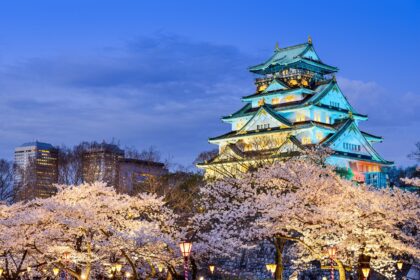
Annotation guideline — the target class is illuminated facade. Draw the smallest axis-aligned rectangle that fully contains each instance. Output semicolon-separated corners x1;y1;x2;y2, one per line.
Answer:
198;38;392;187
14;141;58;200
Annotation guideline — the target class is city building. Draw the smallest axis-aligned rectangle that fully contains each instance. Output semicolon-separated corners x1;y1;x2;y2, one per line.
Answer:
82;143;124;187
82;143;167;193
118;158;167;194
14;141;58;200
198;37;392;187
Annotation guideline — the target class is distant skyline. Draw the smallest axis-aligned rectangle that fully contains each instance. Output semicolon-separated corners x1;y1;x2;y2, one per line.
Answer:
0;0;419;168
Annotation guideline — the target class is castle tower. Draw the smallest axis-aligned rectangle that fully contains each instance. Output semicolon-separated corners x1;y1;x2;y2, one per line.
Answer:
198;39;392;187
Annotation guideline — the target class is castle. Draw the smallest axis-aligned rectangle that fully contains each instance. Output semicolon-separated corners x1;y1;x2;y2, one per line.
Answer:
198;37;392;187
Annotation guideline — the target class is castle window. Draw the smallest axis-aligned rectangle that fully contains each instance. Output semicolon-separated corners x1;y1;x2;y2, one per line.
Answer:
330;101;340;108
296;113;305;122
314;112;321;122
343;142;361;152
257;124;270;130
316;132;323;141
326;115;330;124
302;136;311;145
271;97;280;105
284;95;296;102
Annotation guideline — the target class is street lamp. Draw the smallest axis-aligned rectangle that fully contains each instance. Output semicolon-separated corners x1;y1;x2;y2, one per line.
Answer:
157;263;164;273
115;264;123;273
209;265;215;274
53;267;60;277
266;264;276;276
125;271;131;279
62;251;71;262
397;260;403;271
0;268;3;277
179;241;192;280
362;267;370;279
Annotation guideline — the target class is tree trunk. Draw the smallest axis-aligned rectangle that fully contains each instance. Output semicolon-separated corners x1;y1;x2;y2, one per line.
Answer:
122;250;139;280
274;237;286;280
335;259;346;280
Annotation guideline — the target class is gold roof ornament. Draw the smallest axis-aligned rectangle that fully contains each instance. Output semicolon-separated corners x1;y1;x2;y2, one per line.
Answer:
275;42;280;51
348;111;354;119
308;35;312;44
332;74;337;82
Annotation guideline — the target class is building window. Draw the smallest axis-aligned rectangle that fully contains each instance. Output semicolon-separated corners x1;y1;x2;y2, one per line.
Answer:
271;97;280;105
314;112;321;122
296;113;305;122
257;124;270;130
316;132;323;141
343;142;361;152
330;101;340;108
326;115;330;124
284;95;296;102
302;136;311;145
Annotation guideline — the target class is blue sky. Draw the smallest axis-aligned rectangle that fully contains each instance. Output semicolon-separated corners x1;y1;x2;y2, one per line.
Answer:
0;0;419;168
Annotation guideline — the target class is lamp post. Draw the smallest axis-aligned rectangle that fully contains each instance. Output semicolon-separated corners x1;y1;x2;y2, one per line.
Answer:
0;268;3;278
209;264;215;280
397;260;403;271
209;265;215;274
157;263;164;273
361;267;370;280
266;264;276;278
179;241;192;280
327;247;337;280
53;267;60;278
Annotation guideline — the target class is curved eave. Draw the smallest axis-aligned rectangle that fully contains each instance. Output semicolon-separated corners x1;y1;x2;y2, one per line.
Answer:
242;87;313;101
331;151;393;166
209;121;335;144
361;131;383;143
249;59;338;75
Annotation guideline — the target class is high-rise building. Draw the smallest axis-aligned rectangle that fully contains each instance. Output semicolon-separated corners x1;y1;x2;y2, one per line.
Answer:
82;143;124;187
198;38;392;187
14;141;58;200
82;143;167;193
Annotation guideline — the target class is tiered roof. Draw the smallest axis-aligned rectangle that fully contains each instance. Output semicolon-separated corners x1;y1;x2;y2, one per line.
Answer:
249;42;338;75
201;39;393;171
222;80;367;122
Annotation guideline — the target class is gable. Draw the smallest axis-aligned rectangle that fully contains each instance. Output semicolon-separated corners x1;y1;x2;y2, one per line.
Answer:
213;144;243;163
239;108;290;132
263;79;288;93
327;123;383;162
275;136;303;154
318;84;354;111
301;46;320;61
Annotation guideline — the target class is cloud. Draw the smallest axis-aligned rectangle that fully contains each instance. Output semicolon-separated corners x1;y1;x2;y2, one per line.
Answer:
338;76;420;165
0;33;255;167
338;77;420;126
0;34;418;167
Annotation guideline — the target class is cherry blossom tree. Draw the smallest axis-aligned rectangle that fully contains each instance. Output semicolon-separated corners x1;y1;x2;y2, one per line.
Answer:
192;151;420;280
402;166;420;187
0;182;181;280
